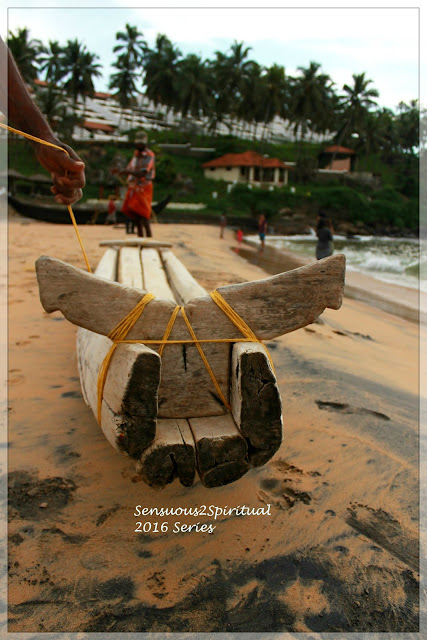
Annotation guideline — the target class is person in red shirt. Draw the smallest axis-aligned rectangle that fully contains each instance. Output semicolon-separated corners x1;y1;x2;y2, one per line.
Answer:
120;132;155;237
105;194;117;225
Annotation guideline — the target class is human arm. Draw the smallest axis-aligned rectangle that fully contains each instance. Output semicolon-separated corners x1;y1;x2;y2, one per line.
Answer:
0;37;85;205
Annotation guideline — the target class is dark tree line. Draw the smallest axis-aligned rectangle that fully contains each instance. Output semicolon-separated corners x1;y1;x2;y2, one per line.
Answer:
7;25;421;161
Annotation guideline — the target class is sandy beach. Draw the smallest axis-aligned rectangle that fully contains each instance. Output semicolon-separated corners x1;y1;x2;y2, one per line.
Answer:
6;211;422;633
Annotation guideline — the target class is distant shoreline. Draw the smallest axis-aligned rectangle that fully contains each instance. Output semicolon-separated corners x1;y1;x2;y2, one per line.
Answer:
242;238;424;325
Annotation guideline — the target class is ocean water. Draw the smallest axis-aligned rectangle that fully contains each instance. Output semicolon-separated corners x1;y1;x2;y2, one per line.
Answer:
249;232;426;293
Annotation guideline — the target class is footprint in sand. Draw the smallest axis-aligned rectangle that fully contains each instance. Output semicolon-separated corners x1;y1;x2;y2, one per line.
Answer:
257;460;322;511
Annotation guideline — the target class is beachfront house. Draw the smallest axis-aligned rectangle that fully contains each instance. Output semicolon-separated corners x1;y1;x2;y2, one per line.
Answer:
202;150;293;186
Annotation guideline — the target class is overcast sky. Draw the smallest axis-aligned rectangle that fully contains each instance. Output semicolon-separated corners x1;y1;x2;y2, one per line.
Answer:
3;1;423;112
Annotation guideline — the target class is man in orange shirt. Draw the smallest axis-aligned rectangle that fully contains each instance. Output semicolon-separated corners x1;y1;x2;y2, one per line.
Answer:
120;132;155;237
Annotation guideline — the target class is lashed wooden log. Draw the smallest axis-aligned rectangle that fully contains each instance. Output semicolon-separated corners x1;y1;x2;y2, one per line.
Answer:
76;248;160;459
188;415;250;488
36;254;345;420
161;249;206;305
140;248;176;302
118;246;144;289
136;419;196;488
160;249;283;466
231;342;282;466
99;239;173;248
157;249;249;486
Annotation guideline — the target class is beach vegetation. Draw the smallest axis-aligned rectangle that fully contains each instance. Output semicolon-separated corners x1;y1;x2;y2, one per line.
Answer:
7;25;420;233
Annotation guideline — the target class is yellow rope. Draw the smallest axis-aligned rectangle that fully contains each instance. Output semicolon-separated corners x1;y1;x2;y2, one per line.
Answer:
97;292;155;422
180;306;231;410
158;305;180;357
210;289;276;373
0;122;92;273
96;289;276;420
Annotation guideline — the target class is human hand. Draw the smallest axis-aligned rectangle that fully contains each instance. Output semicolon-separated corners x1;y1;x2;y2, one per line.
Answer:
35;139;85;205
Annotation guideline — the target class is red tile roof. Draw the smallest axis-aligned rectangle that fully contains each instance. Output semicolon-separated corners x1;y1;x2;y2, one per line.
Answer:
94;91;113;99
323;145;355;154
202;150;291;169
83;121;114;133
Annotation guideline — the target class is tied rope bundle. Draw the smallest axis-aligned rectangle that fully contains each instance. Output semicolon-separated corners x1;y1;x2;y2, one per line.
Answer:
4;122;275;424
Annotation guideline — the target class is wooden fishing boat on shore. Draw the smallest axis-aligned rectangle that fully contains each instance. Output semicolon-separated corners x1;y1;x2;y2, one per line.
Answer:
35;240;346;488
9;193;173;225
9;194;113;224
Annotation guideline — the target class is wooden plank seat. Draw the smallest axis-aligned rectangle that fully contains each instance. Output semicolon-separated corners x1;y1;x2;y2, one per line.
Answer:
35;241;346;488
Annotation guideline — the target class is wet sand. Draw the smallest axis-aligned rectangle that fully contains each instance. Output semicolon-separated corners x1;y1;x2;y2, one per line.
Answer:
6;213;421;633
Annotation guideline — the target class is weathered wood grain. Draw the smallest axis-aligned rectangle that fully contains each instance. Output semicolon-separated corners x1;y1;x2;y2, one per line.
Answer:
140;248;176;302
163;255;283;464
76;247;160;458
136;419;196;488
36;253;345;418
118;246;144;290
189;415;250;487
99;239;173;248
231;342;282;466
161;248;207;305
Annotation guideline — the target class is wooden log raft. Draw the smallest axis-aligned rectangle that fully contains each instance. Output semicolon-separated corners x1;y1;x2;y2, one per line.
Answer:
35;241;345;488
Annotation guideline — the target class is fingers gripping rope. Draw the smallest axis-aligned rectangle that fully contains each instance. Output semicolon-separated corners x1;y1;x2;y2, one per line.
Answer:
0;122;92;273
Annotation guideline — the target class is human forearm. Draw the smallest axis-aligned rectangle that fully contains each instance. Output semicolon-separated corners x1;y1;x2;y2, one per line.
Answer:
1;37;85;205
5;44;55;144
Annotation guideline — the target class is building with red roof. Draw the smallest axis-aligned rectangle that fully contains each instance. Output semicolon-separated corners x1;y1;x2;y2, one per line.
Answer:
319;145;356;172
202;150;293;186
83;121;115;134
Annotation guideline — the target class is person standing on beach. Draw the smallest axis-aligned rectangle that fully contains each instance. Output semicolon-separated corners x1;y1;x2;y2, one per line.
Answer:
105;194;117;225
219;213;227;238
0;37;85;205
119;132;155;238
315;216;334;260
258;213;268;250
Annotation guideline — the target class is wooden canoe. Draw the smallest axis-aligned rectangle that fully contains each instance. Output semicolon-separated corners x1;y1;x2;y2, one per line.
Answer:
35;242;346;488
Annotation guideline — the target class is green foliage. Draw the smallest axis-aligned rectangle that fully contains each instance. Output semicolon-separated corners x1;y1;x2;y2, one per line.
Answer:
227;183;288;219
155;154;177;184
293;156;317;184
371;185;404;203
310;185;369;220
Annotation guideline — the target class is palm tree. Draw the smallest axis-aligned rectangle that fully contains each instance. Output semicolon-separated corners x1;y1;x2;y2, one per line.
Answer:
39;40;65;85
237;60;266;138
109;56;140;126
61;39;102;108
34;85;65;129
289;61;335;151
395;100;419;155
259;64;289;140
143;34;182;113
334;72;379;146
174;54;210;120
211;41;254;132
7;27;43;83
110;25;145;130
113;23;146;68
